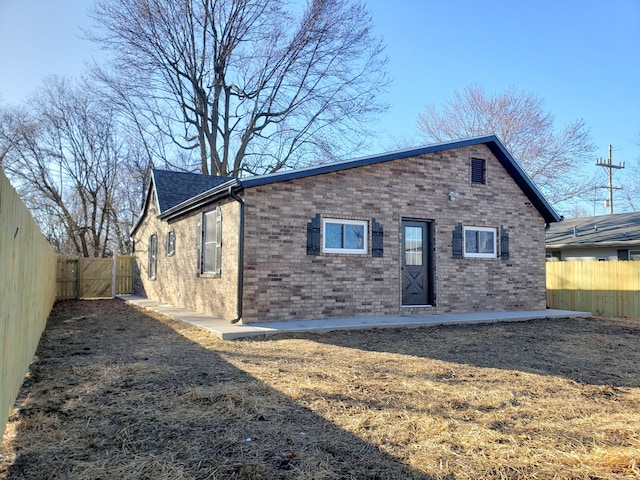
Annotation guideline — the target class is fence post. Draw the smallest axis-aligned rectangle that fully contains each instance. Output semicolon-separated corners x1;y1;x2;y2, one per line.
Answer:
112;253;117;298
77;256;83;299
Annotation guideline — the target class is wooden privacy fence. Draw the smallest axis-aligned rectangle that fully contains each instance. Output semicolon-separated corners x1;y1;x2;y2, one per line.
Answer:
57;255;135;300
1;167;58;437
546;261;640;317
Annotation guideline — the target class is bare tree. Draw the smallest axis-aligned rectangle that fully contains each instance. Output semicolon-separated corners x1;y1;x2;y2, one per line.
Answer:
0;77;139;257
88;0;388;177
618;134;640;212
417;84;597;210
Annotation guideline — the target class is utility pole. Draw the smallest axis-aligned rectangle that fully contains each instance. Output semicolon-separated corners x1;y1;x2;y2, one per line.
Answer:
595;145;624;215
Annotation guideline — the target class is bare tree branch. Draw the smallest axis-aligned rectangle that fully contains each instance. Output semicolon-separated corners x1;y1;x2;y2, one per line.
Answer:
417;84;597;212
0;77;140;256
88;0;389;177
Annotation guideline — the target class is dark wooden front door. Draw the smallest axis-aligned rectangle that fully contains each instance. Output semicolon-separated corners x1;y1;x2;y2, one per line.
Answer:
401;220;433;306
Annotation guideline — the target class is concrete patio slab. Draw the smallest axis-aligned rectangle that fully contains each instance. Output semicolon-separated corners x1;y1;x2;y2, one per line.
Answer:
118;295;592;341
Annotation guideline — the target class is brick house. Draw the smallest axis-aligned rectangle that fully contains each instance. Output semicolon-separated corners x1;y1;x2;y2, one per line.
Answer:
546;212;640;261
131;135;560;324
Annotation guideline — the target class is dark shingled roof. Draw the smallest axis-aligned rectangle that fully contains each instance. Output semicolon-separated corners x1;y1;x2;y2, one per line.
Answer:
152;169;233;213
546;212;640;248
131;136;560;233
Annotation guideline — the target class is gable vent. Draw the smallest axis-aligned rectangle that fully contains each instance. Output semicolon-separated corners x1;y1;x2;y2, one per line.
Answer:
471;158;486;185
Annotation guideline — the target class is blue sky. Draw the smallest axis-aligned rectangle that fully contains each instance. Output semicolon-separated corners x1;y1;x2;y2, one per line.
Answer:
1;0;638;213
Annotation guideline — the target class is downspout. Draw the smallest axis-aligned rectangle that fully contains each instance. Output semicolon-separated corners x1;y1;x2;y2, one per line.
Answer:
545;215;564;231
229;186;244;324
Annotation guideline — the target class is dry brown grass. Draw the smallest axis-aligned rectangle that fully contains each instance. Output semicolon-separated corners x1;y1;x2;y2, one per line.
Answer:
1;300;639;479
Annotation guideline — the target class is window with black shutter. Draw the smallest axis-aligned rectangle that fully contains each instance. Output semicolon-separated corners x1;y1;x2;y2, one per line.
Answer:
454;223;501;259
618;249;629;261
166;230;176;256
471;158;486;185
464;226;497;258
200;207;222;276
308;214;374;256
323;218;368;254
148;234;158;279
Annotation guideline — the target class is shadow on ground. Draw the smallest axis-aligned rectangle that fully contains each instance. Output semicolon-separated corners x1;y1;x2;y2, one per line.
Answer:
1;300;429;480
294;316;640;388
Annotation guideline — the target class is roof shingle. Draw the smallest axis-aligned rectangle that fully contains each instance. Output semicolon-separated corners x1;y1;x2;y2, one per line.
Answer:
152;169;233;213
546;212;640;247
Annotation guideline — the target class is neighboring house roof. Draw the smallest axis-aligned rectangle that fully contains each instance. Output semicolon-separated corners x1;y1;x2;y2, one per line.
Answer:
546;212;640;249
132;135;560;235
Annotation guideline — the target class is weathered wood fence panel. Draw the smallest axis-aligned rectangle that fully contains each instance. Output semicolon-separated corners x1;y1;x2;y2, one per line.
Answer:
79;258;113;299
1;168;58;436
57;257;79;300
546;261;640;317
115;256;135;296
56;255;134;300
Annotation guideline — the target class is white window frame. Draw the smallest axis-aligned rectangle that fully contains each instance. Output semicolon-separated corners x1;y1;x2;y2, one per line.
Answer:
148;234;158;279
201;208;222;276
463;226;497;259
166;230;176;256
322;218;368;255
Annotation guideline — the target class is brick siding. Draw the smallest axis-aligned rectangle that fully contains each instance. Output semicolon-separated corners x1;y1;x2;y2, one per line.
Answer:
240;144;547;322
134;143;548;324
134;196;240;321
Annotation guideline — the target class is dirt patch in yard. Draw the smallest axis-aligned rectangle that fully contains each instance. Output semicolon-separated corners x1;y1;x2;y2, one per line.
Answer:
1;300;639;479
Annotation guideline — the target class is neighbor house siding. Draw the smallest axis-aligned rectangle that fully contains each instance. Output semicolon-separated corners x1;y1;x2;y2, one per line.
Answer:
547;247;640;262
240;144;547;323
134;190;240;320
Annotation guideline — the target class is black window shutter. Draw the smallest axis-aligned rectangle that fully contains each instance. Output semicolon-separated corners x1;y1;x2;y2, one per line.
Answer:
165;231;173;254
196;213;203;276
371;218;383;257
307;214;321;255
617;249;629;261
452;223;463;259
148;234;157;279
215;207;222;275
500;225;509;260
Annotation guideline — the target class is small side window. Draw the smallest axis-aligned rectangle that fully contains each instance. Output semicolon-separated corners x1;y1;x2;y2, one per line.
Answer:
546;250;562;262
322;218;368;255
463;226;496;259
201;207;222;276
148;234;158;279
471;158;486;185
166;230;176;256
